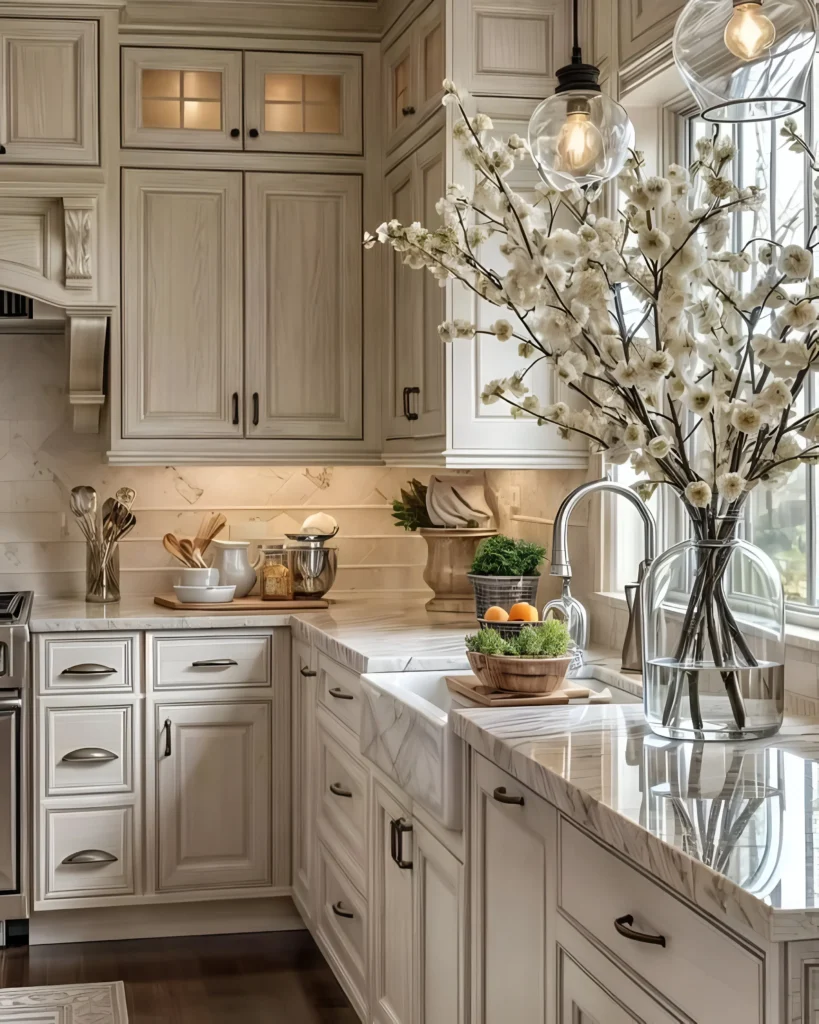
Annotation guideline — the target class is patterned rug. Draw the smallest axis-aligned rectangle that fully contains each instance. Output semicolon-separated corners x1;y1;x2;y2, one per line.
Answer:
0;982;127;1022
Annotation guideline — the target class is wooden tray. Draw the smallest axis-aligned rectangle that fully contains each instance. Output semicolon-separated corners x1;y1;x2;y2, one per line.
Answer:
446;674;612;707
154;594;329;612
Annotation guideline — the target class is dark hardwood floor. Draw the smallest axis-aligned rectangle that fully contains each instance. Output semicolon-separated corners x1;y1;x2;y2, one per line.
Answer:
0;930;358;1023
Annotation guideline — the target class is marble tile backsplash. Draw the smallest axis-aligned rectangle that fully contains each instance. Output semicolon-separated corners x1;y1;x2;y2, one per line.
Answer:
0;331;586;600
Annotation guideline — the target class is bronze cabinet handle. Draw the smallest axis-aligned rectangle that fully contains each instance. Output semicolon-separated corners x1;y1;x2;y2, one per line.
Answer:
164;718;172;757
329;782;353;798
406;386;420;421
61;747;118;764
252;392;260;425
60;663;116;676
232;392;239;425
614;914;666;947
493;785;524;806
328;686;354;701
401;105;416;116
332;901;354;919
191;659;238;668
390;817;413;869
300;667;317;677
62;849;117;865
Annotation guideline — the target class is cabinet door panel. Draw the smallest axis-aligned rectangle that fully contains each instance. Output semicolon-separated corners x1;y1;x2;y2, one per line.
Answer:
244;51;362;155
370;778;413;1024
415;1;445;124
122;47;243;151
292;639;316;923
122;169;244;439
414;130;445;438
413;820;464;1024
0;19;97;164
154;702;271;891
384;154;418;440
245;173;362;439
383;29;415;153
471;755;553;1024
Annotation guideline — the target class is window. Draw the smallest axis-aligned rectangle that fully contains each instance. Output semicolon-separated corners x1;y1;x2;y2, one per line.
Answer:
686;94;817;614
141;69;223;131
263;74;342;134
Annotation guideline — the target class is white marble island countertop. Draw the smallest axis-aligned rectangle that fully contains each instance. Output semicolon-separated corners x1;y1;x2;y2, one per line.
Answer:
30;595;477;674
452;702;819;943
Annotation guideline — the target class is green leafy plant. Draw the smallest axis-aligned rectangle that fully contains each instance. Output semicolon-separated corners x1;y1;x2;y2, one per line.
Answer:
469;535;546;577
391;479;434;532
465;628;510;655
466;620;571;659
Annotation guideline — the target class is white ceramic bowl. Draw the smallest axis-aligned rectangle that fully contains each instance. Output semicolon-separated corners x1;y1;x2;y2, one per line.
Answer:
177;568;219;587
173;584;236;604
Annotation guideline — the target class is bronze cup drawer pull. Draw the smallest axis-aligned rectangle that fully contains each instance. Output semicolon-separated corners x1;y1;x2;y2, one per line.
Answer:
300;667;317;677
332;901;354;919
62;849;118;865
60;663;116;677
61;747;118;764
329;782;353;798
191;659;238;668
493;785;524;806
614;914;667;947
328;687;354;701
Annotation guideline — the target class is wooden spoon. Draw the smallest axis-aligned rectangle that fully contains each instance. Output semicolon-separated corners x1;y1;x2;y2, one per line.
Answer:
193;512;226;557
163;533;194;567
180;538;207;569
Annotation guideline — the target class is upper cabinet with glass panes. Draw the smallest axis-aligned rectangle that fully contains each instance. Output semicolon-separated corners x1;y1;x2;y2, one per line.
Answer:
243;53;362;155
383;0;444;153
122;48;361;154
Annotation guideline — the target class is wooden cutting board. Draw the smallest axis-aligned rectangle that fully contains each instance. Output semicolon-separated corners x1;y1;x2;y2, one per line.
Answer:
154;594;329;612
446;674;612;707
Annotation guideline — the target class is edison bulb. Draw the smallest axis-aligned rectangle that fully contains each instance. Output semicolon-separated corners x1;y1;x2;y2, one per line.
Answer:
555;107;604;176
724;2;776;60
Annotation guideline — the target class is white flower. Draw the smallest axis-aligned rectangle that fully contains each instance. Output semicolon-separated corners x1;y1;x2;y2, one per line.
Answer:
685;481;713;508
776;434;803;463
714;135;737;160
624;423;646;450
542;402;570;425
643;176;672;208
779;244;812;281
782;298;818;329
473;113;493;132
648;436;673;459
637;227;670;260
438;321;456;343
481;379;504;404
717;472;746;502
758;380;792;411
556;350;586;385
503;372;528;398
682;386;714;415
645;351;674;378
730;402;762;435
491;319;514;341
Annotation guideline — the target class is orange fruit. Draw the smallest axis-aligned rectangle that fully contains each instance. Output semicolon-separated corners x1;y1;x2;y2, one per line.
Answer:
483;605;510;622
508;602;538;622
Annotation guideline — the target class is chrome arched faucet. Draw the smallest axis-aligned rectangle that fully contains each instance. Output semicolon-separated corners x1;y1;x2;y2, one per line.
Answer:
548;479;657;672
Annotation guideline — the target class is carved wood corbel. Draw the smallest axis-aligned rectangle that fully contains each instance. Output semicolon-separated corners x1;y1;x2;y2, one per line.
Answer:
66;307;109;433
63;197;95;291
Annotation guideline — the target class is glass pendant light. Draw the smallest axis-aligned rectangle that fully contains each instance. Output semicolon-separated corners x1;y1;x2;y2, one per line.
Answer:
674;0;817;122
528;0;634;191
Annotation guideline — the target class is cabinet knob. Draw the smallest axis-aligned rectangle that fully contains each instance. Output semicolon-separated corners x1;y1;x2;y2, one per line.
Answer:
401;105;416;116
230;128;241;138
249;128;260;138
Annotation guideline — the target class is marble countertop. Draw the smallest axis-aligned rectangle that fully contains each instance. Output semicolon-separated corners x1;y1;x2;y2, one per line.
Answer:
30;595;477;674
452;702;819;943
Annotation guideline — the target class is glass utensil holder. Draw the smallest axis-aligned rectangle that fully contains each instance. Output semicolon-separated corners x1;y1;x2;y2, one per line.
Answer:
86;544;120;604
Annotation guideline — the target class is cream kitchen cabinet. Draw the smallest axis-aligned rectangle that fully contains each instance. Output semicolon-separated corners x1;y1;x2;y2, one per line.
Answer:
122;48;244;151
470;754;553;1024
383;0;444;154
121;168;364;446
618;0;684;73
383;129;445;444
292;638;318;925
152;700;273;892
245;172;363;440
370;775;465;1024
122;168;244;440
0;19;98;164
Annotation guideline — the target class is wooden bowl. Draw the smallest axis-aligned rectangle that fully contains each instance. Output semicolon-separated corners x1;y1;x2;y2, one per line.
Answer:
467;651;572;693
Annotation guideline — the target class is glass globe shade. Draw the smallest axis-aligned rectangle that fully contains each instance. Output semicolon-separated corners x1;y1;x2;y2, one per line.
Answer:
528;89;635;191
674;0;817;121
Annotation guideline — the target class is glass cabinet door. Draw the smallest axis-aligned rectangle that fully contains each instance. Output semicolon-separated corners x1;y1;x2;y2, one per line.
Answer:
244;52;362;154
122;48;243;150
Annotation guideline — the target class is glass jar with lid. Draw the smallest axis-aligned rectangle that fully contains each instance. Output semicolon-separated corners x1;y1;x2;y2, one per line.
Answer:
260;545;293;601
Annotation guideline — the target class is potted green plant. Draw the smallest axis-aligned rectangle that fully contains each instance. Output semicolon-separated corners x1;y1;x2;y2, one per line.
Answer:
465;620;573;692
392;478;495;613
467;535;546;619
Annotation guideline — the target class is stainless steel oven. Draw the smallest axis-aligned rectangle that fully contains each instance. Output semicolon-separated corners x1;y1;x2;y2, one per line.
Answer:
0;591;32;946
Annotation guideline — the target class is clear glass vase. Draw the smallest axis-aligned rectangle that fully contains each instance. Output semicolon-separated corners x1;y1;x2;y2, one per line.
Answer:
642;533;785;741
86;544;120;604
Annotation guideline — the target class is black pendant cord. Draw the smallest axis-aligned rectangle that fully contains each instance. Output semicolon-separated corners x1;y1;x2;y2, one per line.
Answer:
572;0;582;61
555;0;601;94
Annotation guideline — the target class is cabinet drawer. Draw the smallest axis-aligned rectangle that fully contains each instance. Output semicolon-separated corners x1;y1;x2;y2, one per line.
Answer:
316;709;368;891
317;654;361;736
316;840;368;1019
559;819;764;1023
44;705;133;796
40;636;137;694
152;633;272;689
44;805;135;900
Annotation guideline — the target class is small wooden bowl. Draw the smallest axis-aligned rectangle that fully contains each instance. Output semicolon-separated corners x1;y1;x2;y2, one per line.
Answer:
467;651;573;693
